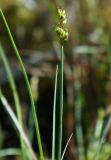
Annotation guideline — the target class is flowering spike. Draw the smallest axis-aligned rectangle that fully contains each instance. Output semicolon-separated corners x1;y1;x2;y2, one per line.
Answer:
55;8;68;43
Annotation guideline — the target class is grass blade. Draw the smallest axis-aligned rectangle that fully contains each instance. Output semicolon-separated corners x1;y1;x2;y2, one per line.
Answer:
0;8;44;160
61;133;73;160
0;148;21;158
52;65;58;160
0;89;36;160
58;45;64;160
0;43;22;125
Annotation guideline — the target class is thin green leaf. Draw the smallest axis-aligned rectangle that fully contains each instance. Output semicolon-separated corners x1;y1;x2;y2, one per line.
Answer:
52;65;58;160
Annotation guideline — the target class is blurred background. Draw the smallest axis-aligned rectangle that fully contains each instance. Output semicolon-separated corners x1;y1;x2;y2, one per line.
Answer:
1;0;111;159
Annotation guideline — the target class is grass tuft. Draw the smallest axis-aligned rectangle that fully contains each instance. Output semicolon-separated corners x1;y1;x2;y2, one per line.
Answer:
0;8;44;160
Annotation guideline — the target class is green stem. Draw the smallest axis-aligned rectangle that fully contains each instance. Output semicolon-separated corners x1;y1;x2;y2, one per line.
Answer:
0;8;44;160
52;65;58;160
58;45;64;160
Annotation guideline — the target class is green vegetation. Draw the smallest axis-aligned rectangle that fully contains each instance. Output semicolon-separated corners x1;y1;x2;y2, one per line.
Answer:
0;1;111;160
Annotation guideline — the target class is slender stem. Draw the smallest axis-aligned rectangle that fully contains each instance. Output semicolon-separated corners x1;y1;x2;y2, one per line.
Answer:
52;65;58;160
0;8;44;160
58;45;64;160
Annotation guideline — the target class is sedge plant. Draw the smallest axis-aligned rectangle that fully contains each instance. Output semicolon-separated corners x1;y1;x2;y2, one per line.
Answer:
0;7;72;160
55;8;68;160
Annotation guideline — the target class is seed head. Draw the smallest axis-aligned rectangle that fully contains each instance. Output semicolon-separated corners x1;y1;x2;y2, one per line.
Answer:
55;8;68;43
